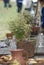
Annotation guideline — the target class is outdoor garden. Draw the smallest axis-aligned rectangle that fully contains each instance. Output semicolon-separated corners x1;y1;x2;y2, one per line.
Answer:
0;0;44;65
0;1;20;39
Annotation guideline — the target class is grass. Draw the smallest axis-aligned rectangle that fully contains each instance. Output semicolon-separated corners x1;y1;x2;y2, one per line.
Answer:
0;1;24;39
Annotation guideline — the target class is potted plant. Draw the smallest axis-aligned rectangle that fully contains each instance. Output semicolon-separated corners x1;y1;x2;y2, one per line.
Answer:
9;10;36;58
9;10;33;41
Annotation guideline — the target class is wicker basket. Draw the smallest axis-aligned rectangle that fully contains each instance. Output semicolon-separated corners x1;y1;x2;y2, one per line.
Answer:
17;40;36;58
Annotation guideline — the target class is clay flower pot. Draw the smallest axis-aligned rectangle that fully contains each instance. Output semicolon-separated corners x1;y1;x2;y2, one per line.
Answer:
11;49;26;65
32;26;40;35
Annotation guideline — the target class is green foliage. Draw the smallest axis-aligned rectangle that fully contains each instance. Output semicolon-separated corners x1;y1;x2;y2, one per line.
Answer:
9;10;34;41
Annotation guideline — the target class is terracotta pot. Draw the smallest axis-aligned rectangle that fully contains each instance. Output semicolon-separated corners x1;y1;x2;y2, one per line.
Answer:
32;26;40;35
11;49;26;65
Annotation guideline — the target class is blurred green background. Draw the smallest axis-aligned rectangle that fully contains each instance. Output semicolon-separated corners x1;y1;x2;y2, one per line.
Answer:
0;1;24;39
